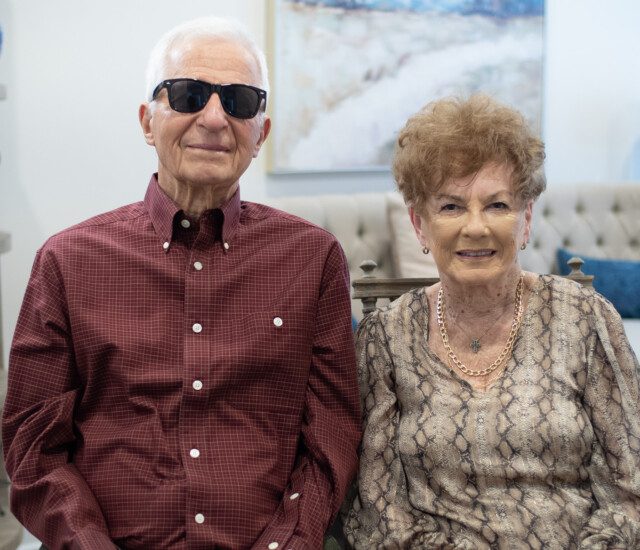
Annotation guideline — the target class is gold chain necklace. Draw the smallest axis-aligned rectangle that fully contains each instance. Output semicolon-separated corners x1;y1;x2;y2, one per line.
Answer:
436;274;525;377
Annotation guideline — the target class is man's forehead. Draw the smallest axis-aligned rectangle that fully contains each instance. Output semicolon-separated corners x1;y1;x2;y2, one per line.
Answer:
165;37;259;79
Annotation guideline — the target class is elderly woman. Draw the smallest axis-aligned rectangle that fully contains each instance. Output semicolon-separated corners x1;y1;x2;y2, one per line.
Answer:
344;95;640;548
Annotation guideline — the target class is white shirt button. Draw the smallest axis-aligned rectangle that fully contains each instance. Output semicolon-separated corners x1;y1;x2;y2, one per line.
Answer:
192;380;203;391
190;448;200;458
289;492;300;500
162;241;170;251
223;242;230;250
273;317;283;328
194;261;203;271
180;219;191;229
268;543;279;550
195;513;205;524
192;323;203;333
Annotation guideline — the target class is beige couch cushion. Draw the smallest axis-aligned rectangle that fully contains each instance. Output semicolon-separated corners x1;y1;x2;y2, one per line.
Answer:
387;193;439;278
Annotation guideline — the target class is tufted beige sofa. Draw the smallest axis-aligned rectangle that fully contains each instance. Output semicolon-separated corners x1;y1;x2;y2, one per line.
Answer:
267;184;640;351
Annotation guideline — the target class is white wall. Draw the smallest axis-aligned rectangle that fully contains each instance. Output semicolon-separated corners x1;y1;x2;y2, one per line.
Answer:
543;2;640;182
1;0;640;365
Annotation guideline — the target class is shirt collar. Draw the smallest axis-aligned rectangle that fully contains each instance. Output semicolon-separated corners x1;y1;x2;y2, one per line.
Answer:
144;174;180;247
144;174;242;248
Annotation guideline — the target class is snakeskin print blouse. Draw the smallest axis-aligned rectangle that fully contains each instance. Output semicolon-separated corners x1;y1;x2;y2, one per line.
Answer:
344;275;640;549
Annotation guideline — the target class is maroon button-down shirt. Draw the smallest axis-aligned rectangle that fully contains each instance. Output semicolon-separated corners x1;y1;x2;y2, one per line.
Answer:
2;176;360;550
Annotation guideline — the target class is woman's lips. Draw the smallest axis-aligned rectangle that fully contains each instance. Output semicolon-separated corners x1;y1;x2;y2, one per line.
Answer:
457;249;496;258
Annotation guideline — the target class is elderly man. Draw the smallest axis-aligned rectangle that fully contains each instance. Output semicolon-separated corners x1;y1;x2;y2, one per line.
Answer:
2;17;360;550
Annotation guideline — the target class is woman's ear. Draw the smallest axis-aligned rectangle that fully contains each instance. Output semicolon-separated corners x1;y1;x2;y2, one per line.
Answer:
409;206;428;247
522;200;533;245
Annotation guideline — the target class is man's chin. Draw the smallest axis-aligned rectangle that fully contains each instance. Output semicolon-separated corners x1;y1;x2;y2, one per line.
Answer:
183;168;237;188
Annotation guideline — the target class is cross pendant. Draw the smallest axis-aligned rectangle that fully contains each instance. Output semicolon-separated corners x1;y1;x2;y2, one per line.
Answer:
470;339;481;353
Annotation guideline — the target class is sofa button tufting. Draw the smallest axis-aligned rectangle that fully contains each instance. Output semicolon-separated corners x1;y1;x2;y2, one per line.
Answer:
562;238;571;247
630;238;639;247
543;207;550;217
612;203;621;213
533;240;540;249
596;236;604;246
575;203;584;214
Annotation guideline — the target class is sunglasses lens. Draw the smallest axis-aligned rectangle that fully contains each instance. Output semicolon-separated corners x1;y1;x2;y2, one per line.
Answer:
221;85;261;119
160;80;263;118
169;80;209;113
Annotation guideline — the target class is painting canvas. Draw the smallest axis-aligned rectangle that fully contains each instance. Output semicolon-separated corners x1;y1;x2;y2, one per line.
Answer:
269;0;545;173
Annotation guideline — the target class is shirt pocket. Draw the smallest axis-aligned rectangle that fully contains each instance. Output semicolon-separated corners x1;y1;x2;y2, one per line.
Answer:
249;308;311;361
213;309;312;417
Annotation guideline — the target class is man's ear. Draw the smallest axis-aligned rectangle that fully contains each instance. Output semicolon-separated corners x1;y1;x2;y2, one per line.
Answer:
252;115;271;158
139;103;155;146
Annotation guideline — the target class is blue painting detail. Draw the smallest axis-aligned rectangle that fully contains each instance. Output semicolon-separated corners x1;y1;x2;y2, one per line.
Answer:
288;0;544;17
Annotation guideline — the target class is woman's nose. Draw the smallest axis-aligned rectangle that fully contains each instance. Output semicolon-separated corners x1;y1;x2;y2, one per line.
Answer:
462;209;489;237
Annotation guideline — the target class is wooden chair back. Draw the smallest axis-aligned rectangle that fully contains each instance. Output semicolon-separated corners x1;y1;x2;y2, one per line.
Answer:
352;256;594;316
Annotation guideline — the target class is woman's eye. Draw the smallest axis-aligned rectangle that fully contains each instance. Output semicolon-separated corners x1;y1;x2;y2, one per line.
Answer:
490;202;509;210
441;203;458;212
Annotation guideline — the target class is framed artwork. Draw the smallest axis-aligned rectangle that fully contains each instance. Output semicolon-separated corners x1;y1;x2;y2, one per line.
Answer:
267;0;545;173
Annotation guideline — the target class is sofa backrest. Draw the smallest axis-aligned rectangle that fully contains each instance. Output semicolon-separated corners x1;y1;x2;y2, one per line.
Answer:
268;183;640;316
268;192;396;281
520;184;640;272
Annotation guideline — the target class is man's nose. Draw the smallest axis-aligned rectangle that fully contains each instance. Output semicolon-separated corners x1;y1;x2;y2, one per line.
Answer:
196;92;229;129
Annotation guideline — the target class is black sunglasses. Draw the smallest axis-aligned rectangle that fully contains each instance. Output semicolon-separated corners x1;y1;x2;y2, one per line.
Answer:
152;78;267;119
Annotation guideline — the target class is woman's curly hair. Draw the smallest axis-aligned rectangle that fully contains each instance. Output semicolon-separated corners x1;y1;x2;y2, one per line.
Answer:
392;94;546;212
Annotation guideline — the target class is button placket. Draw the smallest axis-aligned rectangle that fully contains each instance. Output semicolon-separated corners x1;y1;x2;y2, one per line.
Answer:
182;220;214;537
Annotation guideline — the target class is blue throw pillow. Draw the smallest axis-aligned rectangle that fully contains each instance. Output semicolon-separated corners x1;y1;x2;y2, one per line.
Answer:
352;316;359;332
557;248;640;318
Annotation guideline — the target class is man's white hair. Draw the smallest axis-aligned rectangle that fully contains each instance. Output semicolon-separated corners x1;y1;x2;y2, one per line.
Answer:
144;16;270;102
